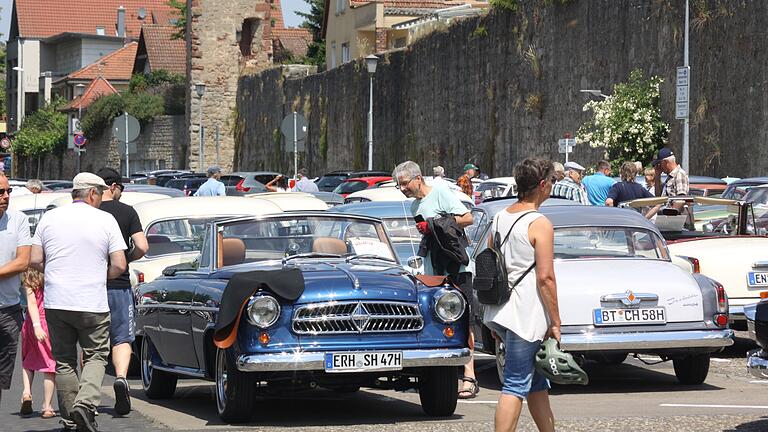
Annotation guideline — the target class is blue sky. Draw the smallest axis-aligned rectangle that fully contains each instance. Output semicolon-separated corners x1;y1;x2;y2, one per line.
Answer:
0;0;309;41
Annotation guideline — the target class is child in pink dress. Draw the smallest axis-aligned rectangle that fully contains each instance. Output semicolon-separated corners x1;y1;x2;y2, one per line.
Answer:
20;269;56;419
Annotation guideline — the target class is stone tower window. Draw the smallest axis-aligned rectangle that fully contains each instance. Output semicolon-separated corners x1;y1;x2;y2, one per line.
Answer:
239;18;260;57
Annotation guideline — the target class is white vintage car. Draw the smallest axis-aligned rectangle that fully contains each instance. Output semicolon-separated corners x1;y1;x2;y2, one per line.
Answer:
129;196;284;286
625;196;768;329
469;200;733;385
344;184;474;209
244;192;329;211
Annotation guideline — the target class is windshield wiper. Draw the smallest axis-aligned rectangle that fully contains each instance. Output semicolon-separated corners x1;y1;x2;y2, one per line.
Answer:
343;253;396;263
282;253;341;264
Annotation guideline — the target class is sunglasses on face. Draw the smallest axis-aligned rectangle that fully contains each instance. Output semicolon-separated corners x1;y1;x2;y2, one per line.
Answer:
396;176;417;190
0;188;12;196
114;183;125;192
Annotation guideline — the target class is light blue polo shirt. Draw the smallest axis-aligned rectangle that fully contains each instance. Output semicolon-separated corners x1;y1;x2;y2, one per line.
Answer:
194;178;226;196
582;172;616;206
0;210;32;307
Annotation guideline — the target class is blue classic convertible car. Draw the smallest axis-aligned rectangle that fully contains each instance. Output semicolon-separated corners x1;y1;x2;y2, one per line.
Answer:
134;213;470;423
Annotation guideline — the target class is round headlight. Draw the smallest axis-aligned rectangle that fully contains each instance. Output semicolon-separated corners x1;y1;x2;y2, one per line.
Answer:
434;289;465;323
247;295;281;328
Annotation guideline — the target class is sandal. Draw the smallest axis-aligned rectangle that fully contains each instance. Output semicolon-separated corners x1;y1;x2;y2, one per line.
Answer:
20;394;33;416
41;409;56;419
458;376;480;399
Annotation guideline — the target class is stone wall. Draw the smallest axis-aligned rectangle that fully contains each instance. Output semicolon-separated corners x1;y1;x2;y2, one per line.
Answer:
186;0;273;172
235;1;768;178
17;115;186;179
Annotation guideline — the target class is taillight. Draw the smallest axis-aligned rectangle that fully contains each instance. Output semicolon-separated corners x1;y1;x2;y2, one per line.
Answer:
713;314;728;327
716;283;727;313
137;272;145;284
235;179;250;192
684;257;700;273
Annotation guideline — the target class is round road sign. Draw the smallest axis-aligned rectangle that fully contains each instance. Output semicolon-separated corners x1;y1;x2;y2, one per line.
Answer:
74;134;87;148
0;138;10;150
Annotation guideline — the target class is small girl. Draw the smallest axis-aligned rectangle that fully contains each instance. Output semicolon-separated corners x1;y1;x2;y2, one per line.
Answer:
19;269;56;419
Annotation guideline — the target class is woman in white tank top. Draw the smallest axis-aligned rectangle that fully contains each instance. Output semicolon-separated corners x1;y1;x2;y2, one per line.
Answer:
483;158;562;432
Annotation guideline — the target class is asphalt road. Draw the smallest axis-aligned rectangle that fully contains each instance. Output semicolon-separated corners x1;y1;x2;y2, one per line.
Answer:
2;334;767;432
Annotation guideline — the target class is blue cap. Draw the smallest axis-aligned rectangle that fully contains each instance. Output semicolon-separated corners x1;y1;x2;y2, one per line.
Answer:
652;148;674;167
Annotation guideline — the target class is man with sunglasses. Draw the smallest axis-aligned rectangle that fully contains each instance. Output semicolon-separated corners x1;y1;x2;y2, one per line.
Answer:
96;167;148;416
0;173;32;406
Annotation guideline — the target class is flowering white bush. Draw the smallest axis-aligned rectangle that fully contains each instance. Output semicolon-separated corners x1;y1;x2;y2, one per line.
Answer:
577;69;669;170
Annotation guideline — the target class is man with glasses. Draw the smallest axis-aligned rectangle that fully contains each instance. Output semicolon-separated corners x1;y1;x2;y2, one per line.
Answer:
30;172;127;431
96;167;148;416
0;173;31;406
551;161;590;205
393;161;479;399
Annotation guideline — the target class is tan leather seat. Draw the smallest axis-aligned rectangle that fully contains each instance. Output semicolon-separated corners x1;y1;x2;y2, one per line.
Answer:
312;237;347;255
222;238;246;266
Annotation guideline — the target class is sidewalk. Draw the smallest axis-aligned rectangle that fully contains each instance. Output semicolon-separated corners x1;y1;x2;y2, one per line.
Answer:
1;353;167;431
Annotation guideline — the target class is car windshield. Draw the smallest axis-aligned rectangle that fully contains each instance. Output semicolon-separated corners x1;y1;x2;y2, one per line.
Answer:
317;175;347;190
146;217;224;257
214;215;396;266
722;183;761;200
553;227;667;260
334;180;369;195
476;182;508;199
743;188;768;206
382;217;420;241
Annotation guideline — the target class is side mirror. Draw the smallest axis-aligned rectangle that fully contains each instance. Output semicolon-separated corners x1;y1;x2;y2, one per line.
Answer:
406;256;423;270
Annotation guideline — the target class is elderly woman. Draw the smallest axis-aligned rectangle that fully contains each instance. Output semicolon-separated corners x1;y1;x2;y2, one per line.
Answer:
605;161;653;206
25;179;44;194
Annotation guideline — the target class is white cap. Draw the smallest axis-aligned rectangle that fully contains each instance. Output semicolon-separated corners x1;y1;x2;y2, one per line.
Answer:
72;172;108;190
564;161;585;172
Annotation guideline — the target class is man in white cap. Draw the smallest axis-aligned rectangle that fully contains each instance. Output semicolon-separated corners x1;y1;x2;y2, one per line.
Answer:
551;161;589;205
30;172;127;432
194;166;226;196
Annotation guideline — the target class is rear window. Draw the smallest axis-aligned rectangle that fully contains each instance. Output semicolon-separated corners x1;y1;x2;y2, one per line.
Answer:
553;227;667;260
317;175;348;190
220;175;244;187
334;180;369;194
165;179;186;190
251;175;280;186
722;183;760;200
146;217;221;257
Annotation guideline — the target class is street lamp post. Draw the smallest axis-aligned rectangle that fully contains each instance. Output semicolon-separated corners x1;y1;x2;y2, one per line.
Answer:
365;55;378;171
75;83;86;173
682;0;690;172
195;82;206;171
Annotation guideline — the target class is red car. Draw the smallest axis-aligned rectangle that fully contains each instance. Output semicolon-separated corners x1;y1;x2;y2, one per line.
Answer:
333;176;393;197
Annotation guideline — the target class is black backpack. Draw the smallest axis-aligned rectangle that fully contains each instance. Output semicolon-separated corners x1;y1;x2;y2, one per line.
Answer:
474;211;537;305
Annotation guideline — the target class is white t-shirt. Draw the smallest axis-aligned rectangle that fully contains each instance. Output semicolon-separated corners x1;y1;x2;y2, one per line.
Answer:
32;202;126;313
0;210;32;307
483;210;549;342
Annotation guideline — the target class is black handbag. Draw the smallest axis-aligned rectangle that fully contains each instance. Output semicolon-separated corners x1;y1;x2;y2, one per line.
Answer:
474;211;537;305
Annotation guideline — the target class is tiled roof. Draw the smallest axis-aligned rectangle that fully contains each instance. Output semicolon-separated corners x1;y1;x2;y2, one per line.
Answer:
62;76;119;111
273;28;312;57
14;0;176;39
138;25;185;75
66;42;139;81
271;0;286;29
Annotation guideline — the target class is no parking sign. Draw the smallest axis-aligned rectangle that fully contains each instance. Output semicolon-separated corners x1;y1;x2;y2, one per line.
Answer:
74;134;87;148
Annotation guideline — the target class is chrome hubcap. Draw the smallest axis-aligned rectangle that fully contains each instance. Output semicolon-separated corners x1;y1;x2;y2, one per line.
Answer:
216;350;228;413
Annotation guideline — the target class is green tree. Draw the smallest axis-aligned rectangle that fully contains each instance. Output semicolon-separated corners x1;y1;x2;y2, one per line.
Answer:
297;0;326;65
577;69;670;170
12;98;68;156
167;0;186;39
129;70;184;93
80;92;164;139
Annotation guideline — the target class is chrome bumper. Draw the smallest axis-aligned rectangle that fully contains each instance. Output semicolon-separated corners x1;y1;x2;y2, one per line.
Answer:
747;350;768;380
236;348;471;372
561;329;734;351
729;305;745;321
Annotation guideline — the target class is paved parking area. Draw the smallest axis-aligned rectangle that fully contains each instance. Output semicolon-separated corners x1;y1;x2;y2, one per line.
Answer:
2;334;766;431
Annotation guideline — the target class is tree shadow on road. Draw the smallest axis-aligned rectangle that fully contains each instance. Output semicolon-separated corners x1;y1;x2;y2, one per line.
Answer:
473;358;724;396
724;416;768;431
130;383;463;427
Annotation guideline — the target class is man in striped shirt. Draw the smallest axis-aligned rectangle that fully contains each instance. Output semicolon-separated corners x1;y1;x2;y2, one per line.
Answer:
551;161;589;205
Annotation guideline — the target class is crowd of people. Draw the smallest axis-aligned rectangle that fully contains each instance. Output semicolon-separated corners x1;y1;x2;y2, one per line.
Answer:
0;169;143;432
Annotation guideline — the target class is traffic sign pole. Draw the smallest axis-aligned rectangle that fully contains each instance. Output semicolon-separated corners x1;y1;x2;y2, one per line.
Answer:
293;111;298;181
124;111;130;177
682;0;690;172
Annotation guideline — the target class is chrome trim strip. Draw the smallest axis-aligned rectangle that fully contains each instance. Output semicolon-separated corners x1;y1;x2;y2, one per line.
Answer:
136;304;218;312
292;301;424;335
150;363;206;378
600;292;658;304
236;348;471;372
747;350;768;380
560;329;734;351
752;261;768;269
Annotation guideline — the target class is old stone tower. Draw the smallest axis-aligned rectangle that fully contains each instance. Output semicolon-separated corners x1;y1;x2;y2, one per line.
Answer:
186;0;274;172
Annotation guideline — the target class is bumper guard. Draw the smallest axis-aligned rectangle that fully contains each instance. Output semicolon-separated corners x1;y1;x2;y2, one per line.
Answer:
561;329;734;351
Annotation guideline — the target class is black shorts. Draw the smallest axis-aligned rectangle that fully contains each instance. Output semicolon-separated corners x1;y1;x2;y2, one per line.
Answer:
0;304;23;390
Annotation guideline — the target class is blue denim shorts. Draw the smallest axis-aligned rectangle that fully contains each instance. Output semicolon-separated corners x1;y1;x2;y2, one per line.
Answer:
107;288;135;346
500;328;550;398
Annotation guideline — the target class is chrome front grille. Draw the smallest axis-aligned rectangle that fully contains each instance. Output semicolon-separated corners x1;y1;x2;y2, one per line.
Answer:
292;301;424;334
